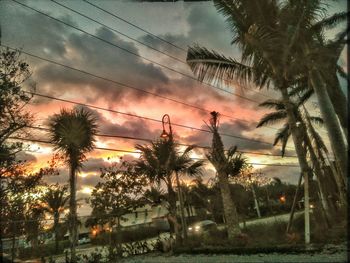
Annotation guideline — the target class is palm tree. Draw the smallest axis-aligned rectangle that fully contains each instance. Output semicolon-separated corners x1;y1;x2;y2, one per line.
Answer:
144;186;166;206
41;184;69;253
48;108;97;262
256;99;337;221
206;111;247;239
135;139;203;242
186;0;347;184
172;145;204;239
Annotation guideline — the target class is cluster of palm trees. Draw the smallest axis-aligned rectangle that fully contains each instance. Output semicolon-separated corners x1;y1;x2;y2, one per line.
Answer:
43;106;250;261
39;2;347;255
134;133;204;242
186;0;347;224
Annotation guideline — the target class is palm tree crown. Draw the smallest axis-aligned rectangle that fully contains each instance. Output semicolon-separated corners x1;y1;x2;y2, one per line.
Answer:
49;107;97;167
41;184;69;215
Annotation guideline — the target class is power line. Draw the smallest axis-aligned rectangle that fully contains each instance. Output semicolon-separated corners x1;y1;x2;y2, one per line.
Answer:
22;89;293;148
50;0;185;64
11;0;264;105
3;45;296;151
49;0;273;101
8;136;301;167
2;44;272;130
58;0;329;134
82;0;188;53
26;125;298;158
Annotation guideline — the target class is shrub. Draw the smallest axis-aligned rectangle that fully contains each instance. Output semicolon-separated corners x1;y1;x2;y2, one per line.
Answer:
91;225;163;246
18;240;70;259
244;220;288;246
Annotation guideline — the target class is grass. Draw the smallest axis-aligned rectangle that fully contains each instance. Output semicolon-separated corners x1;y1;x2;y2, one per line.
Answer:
174;211;346;255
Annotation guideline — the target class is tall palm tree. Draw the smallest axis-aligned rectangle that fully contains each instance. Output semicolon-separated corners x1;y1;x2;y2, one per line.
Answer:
186;0;347;184
256;99;337;220
48;108;97;262
41;184;69;253
135;139;203;242
172;145;204;238
206;111;247;239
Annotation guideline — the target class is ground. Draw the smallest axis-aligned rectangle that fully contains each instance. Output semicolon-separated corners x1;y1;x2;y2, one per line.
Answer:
118;249;348;263
117;242;348;263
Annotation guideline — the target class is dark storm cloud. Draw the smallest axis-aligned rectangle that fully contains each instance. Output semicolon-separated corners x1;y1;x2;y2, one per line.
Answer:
258;165;301;185
1;1;78;57
33;26;171;103
1;4;173;104
74;105;159;141
138;2;237;57
81;157;109;173
137;2;268;110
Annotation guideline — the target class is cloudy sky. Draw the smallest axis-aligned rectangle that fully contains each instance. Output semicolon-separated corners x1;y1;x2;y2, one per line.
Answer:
1;0;346;214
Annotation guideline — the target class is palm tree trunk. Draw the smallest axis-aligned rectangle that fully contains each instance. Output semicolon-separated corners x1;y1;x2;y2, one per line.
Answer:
175;172;187;239
286;172;303;233
309;70;347;183
251;184;261;218
299;118;333;221
326;79;348;138
217;171;241;239
280;88;311;180
208;112;241;240
11;222;16;262
54;212;59;253
167;183;181;243
69;163;77;263
301;107;346;208
116;217;122;257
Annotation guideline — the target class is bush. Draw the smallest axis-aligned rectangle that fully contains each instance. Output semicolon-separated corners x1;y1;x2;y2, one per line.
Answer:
91;225;163;246
18;240;70;259
291;210;346;244
244;220;288;246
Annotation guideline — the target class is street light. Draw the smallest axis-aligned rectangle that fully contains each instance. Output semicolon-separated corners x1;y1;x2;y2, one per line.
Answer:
160;114;173;140
160;114;187;239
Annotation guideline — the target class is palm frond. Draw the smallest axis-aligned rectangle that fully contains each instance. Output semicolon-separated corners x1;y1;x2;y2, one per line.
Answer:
273;124;290;157
258;99;285;110
48;108;97;166
306;116;328;154
311;11;349;32
187;45;258;87
226;153;247;177
336;65;348;80
226;146;238;159
296;89;314;106
256;110;287;128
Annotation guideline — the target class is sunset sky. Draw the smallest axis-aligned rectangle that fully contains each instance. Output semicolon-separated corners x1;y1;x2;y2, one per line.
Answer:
1;0;346;215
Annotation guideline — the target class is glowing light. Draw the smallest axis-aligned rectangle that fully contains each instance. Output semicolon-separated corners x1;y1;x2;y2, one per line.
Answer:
78;172;89;178
81;187;93;195
279;196;286;203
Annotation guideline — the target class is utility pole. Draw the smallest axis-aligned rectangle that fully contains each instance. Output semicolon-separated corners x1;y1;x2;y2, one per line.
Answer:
251;184;261;218
286;172;303;233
